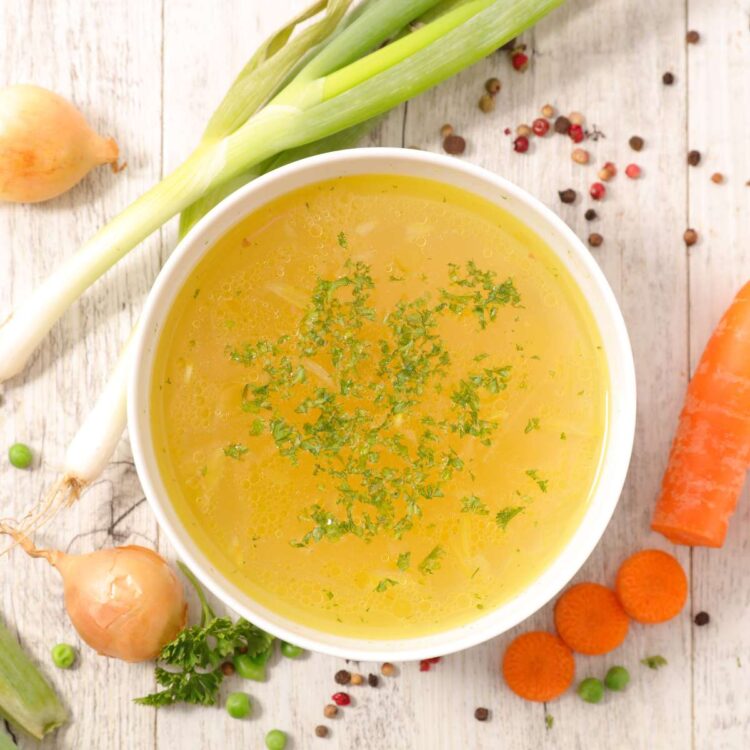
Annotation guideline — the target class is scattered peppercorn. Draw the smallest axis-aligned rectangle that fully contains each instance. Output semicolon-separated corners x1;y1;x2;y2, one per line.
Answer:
532;118;550;136
221;661;235;676
589;182;606;200
368;673;379;688
442;134;466;155
479;93;495;113
351;673;364;686
419;660;431;672
381;662;396;677
588;233;603;248
569;111;585;126
440;123;454;138
332;692;351;707
572;148;589;165
558;188;577;204
541;103;555;118
694;611;710;626
568;124;584;143
323;704;338;719
686;29;700;44
238;645;248;655
474;707;490;721
662;71;675;85
513;135;529;153
315;726;329;738
711;172;724;184
629;135;644;151
598;161;617;181
554;115;571;134
584;209;598;221
688;150;701;166
485;77;502;95
334;670;351;685
516;123;532;137
625;163;642;179
511;52;529;71
684;228;699;246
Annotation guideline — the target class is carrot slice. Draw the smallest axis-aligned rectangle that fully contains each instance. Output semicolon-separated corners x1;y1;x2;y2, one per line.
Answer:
652;281;750;547
554;582;629;655
615;549;687;623
502;631;575;702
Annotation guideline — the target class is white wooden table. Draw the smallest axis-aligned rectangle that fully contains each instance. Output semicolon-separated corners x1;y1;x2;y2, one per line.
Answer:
2;2;749;748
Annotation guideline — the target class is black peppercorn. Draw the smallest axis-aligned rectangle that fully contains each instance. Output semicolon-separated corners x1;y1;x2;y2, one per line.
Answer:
558;188;576;204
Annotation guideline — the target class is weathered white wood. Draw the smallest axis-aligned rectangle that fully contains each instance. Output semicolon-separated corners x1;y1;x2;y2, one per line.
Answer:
686;2;750;748
1;0;748;748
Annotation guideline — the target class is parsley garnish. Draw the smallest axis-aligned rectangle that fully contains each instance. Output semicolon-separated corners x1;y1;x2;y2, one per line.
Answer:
396;552;411;571
224;443;248;459
560;432;567;440
496;506;524;531
545;714;554;730
374;578;398;592
136;564;272;707
337;231;348;248
641;655;668;670
524;417;540;433
418;545;445;575
525;469;548;493
461;494;489;515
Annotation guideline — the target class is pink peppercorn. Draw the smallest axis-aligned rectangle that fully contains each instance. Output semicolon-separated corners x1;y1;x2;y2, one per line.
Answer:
568;124;584;143
427;657;441;664
589;182;606;200
511;52;529;71
513;135;529;153
332;692;351;706
420;660;431;672
625;163;642;179
532;118;550;136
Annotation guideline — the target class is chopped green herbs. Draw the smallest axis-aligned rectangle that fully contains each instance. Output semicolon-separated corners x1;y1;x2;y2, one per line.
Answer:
418;545;445;575
224;260;520;545
396;552;411;571
461;494;489;515
496;506;524;531
560;432;567;440
545;714;554;730
641;655;668;670
374;578;398;593
337;231;348;248
525;469;548;493
524;417;540;433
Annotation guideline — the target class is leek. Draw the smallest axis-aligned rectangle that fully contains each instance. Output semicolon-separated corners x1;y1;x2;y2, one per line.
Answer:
0;618;67;740
0;0;563;383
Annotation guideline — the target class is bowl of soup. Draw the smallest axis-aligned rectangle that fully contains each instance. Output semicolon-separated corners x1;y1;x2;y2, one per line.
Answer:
129;147;636;660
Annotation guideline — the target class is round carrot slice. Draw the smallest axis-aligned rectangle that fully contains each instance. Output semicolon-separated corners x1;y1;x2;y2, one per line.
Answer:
615;549;687;623
502;631;575;702
554;582;629;655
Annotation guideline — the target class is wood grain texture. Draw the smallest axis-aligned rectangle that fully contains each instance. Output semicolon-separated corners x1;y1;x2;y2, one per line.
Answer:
0;1;747;748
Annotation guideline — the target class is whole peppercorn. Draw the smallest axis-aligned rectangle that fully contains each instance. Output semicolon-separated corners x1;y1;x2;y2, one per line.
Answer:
568;124;585;143
663;71;675;85
221;661;236;676
516;124;532;137
541;104;555;118
474;707;490;721
334;670;351;685
485;77;502;95
479;93;495;113
532;118;550;136
694;611;710;626
589;182;606;200
315;725;329;738
331;692;351;707
558;188;577;204
684;228;699;246
598;161;617;181
687;150;701;166
440;123;454;138
584;209;598;221
368;673;379;687
323;704;339;719
572;148;589;165
629;135;644;151
686;30;700;44
442;134;466;155
381;662;396;677
554;115;571;134
419;660;431;672
513;136;530;153
588;233;604;247
711;172;724;184
351;673;364;686
511;52;529;71
625;163;642;179
569;111;585;126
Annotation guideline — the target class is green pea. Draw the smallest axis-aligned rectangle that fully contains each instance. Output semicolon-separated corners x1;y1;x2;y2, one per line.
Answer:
604;666;630;691
280;641;303;659
234;652;267;682
225;691;251;719
577;677;604;704
8;443;33;469
51;643;76;669
265;729;287;750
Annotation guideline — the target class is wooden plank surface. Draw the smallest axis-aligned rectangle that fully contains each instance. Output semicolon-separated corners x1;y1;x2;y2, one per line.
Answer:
0;1;748;748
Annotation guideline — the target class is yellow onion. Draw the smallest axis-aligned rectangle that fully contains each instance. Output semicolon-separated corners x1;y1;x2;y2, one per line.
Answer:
0;84;120;203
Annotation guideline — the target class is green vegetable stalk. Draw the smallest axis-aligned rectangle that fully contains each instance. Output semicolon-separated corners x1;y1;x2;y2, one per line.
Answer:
0;618;67;740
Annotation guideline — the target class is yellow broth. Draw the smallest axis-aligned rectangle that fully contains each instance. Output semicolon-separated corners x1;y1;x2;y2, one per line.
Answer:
151;175;608;639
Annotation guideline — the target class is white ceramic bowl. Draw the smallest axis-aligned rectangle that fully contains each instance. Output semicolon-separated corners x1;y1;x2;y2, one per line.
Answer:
129;147;636;661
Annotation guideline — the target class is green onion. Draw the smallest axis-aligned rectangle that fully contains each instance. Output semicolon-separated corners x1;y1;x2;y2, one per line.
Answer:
0;0;563;383
0;618;67;740
0;723;17;750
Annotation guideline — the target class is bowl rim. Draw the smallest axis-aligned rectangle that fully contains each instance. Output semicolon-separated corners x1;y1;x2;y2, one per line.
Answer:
129;146;636;661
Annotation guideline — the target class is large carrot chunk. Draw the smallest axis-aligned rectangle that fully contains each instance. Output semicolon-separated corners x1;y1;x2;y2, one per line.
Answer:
652;281;750;547
502;631;575;702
